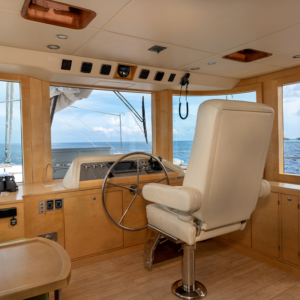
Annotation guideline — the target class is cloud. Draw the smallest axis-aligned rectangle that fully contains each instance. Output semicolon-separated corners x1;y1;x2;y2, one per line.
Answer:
173;129;179;134
108;117;120;125
93;126;115;136
122;125;142;135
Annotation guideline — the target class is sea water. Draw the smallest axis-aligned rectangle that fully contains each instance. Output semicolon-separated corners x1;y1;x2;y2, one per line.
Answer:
1;141;300;175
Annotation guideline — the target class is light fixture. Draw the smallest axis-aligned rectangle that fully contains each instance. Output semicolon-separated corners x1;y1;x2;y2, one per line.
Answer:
208;62;217;65
56;34;68;40
190;67;200;70
47;45;60;50
293;55;300;58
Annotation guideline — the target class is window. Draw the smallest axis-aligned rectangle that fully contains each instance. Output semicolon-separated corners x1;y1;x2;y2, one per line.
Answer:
282;82;300;175
0;81;23;182
50;87;152;179
173;92;256;165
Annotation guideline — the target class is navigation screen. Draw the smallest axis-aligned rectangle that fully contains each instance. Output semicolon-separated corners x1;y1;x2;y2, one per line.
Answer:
107;161;137;174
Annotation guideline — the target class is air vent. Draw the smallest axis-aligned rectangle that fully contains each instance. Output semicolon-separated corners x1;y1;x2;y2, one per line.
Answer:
21;0;96;30
148;45;167;54
223;49;272;63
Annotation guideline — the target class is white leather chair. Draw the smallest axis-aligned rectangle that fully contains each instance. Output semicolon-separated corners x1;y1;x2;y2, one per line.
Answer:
143;99;274;299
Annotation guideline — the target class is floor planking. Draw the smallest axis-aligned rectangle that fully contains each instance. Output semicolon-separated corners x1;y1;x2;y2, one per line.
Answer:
49;240;300;300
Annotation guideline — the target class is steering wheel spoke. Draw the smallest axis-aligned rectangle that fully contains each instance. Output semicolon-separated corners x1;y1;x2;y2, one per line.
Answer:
106;181;137;192
119;193;137;224
102;152;170;231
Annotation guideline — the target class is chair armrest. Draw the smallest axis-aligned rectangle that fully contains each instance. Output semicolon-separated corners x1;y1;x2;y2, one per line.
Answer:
142;183;202;212
258;180;270;199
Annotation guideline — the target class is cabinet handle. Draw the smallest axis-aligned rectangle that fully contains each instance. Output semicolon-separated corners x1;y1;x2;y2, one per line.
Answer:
93;197;96;200
287;197;292;201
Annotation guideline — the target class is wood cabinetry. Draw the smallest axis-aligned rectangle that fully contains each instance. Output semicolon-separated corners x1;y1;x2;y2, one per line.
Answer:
228;218;252;247
0;203;24;243
281;194;299;265
252;192;279;257
64;191;124;260
217;184;300;278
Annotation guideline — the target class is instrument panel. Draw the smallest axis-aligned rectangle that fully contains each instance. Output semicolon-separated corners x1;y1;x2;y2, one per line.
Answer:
79;160;173;181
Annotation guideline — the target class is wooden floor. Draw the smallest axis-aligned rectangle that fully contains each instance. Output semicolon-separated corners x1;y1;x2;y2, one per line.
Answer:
50;240;300;300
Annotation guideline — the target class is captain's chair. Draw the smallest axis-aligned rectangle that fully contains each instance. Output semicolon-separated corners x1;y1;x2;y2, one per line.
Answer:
143;100;274;299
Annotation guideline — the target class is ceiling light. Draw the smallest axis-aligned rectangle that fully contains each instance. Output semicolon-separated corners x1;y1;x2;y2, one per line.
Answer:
47;45;60;50
190;67;200;70
56;34;68;40
208;62;217;65
293;55;300;58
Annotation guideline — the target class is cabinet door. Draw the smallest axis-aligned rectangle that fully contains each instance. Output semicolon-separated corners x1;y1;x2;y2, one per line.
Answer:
252;192;279;257
228;218;252;247
64;191;123;260
0;203;24;243
282;194;299;265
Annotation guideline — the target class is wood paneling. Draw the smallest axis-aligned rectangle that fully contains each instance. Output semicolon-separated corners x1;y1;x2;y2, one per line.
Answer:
29;77;45;183
228;218;252;247
152;90;173;161
0;203;24;243
64;191;123;260
281;194;299;265
24;195;65;248
41;81;52;182
20;76;33;183
252;192;279;257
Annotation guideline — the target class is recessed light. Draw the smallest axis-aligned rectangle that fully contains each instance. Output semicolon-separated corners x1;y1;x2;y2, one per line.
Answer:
293;55;300;58
190;67;200;70
208;62;217;65
47;45;60;50
56;34;68;39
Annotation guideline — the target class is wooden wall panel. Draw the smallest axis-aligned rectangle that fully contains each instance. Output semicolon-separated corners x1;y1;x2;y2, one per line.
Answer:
252;192;279;258
29;77;44;183
228;218;252;247
41;81;52;182
0;203;24;243
152;90;173;161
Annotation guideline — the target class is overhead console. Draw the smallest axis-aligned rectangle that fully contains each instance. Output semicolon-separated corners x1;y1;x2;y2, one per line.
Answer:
62;154;184;189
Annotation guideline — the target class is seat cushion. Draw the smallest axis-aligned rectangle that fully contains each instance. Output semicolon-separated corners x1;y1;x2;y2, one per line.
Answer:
146;204;196;245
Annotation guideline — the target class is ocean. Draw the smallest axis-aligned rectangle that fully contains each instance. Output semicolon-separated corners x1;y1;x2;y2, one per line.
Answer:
1;141;300;175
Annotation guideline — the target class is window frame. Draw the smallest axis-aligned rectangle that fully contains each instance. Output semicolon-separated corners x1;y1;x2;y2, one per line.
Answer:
273;74;300;184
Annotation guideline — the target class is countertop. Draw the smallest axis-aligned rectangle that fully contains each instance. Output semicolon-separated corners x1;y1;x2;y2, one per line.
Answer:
1;179;299;205
0;180;67;204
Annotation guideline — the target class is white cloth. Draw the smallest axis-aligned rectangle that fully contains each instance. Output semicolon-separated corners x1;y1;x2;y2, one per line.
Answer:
50;86;93;113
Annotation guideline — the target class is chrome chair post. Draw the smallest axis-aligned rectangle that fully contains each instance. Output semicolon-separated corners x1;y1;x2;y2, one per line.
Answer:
172;244;207;299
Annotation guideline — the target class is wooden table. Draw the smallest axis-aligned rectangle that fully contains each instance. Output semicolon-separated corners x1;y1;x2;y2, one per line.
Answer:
0;238;71;300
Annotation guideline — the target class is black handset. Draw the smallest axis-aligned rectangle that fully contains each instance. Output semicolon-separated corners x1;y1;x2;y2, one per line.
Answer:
180;73;190;86
148;158;162;171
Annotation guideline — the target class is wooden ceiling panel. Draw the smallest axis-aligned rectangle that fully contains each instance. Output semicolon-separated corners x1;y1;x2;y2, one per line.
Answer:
0;10;98;54
178;55;282;79
103;0;300;54
74;31;214;70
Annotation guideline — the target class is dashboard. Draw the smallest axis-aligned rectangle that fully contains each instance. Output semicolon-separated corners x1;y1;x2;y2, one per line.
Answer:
62;154;184;189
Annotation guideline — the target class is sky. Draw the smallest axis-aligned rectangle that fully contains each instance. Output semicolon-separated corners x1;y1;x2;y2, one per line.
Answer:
283;83;300;139
173;91;256;141
51;89;152;145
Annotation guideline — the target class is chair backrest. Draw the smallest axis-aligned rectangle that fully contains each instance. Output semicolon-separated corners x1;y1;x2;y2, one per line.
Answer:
183;100;273;230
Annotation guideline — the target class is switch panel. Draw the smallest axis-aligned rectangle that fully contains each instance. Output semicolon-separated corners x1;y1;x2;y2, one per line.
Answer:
46;200;54;211
55;199;64;210
39;201;45;214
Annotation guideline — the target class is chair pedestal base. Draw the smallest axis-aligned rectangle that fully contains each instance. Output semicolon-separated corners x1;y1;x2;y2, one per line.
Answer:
172;280;207;299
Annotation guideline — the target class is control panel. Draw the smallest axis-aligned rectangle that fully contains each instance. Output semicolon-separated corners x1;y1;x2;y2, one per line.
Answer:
79;159;173;182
